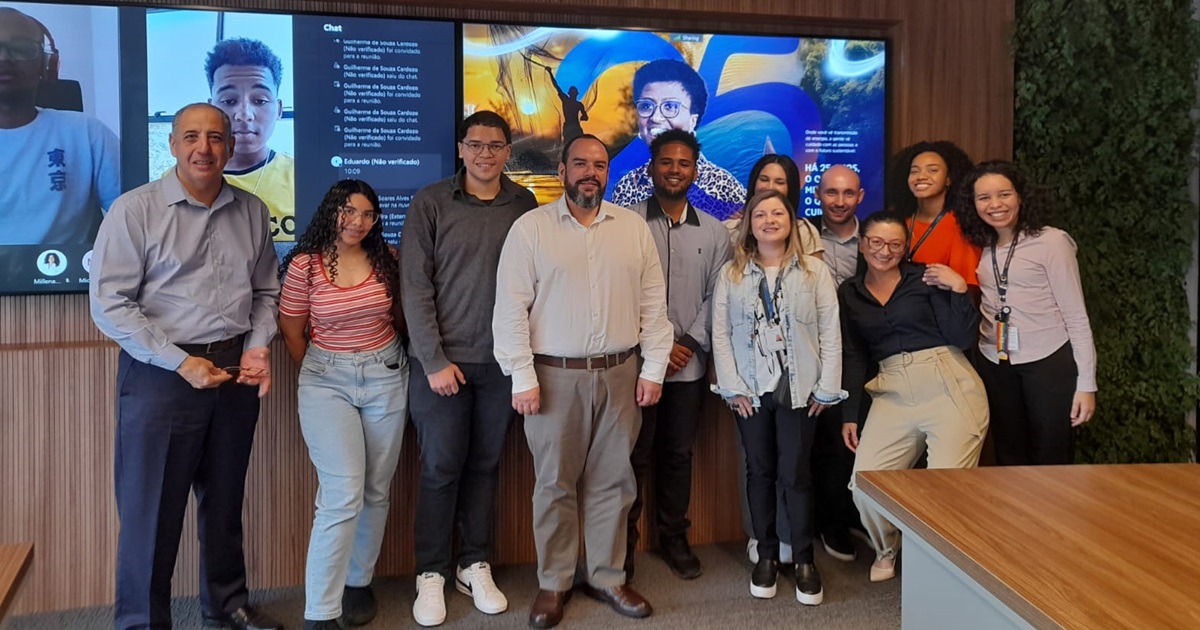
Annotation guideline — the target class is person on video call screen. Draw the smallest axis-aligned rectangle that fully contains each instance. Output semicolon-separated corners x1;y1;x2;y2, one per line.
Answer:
0;6;119;246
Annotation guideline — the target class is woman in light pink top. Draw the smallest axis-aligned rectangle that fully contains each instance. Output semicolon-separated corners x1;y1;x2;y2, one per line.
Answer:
957;161;1097;465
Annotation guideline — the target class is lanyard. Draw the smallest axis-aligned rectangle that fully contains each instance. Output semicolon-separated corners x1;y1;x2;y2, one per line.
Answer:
990;234;1020;323
906;210;948;261
758;272;784;324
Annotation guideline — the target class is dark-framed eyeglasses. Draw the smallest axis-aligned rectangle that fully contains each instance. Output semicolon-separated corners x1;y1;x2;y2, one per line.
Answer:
461;141;510;156
864;237;906;254
0;38;46;62
634;98;689;119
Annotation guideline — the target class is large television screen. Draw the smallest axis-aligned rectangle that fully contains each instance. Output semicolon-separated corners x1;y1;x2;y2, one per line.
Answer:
462;25;886;222
0;1;457;296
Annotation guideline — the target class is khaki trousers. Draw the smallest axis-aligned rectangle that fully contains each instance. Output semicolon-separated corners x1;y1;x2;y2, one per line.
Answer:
524;358;641;590
849;346;989;559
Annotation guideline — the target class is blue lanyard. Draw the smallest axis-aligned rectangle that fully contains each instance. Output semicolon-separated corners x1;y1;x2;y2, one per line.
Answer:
758;273;783;324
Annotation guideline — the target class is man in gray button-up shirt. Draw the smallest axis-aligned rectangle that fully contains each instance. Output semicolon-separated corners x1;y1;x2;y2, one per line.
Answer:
90;103;281;630
627;129;731;581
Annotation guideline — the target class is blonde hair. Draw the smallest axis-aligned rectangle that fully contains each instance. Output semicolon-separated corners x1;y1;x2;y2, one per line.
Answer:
728;189;808;280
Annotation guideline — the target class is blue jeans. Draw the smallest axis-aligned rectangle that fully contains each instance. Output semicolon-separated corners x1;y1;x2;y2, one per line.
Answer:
298;340;408;621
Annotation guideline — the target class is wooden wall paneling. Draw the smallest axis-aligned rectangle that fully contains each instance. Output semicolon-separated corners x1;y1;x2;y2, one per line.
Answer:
1;0;1015;615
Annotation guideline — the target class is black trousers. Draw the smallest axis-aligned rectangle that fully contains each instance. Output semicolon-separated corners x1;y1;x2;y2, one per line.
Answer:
409;358;514;576
627;378;706;550
114;347;260;630
810;403;860;537
737;392;818;564
975;342;1078;465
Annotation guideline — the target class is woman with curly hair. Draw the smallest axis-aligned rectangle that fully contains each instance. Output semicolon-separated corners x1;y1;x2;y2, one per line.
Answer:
886;141;981;287
956;161;1096;465
279;180;408;630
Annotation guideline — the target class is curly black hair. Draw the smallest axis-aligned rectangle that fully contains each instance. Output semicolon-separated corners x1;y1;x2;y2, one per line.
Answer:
205;38;284;92
280;180;398;298
886;141;974;219
955;160;1051;248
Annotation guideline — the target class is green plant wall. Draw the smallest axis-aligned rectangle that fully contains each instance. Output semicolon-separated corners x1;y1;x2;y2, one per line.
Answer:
1013;0;1199;461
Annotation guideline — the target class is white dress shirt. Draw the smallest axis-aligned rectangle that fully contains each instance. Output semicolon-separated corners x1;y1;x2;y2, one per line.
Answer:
493;196;674;393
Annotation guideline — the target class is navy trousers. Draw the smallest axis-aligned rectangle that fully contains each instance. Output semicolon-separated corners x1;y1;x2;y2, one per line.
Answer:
113;347;260;630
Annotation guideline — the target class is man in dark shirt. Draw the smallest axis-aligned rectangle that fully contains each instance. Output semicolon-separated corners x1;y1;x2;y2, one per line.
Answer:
401;111;538;627
626;129;730;581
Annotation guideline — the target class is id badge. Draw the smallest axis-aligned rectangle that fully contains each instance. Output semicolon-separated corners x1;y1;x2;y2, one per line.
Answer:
762;323;786;353
995;322;1020;359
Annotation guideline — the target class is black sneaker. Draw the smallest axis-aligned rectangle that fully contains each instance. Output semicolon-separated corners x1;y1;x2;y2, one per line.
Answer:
822;530;858;562
303;619;344;630
794;563;824;606
660;536;703;580
342;584;377;626
750;557;778;598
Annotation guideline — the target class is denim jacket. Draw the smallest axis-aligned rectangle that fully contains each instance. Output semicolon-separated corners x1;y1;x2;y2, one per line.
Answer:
711;254;846;409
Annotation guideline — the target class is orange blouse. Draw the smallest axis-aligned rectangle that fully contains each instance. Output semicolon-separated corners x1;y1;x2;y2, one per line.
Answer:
907;211;982;287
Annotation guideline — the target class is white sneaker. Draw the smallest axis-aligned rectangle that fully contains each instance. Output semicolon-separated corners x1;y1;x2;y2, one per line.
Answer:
413;572;447;626
456;561;508;614
747;538;759;564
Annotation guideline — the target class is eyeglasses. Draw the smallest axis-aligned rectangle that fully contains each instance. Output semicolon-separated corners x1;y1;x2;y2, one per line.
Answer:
0;39;46;62
634;99;689;119
864;237;906;254
339;206;380;224
461;141;509;156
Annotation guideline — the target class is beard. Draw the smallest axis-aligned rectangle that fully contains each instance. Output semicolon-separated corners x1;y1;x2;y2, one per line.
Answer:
653;179;690;201
566;176;605;210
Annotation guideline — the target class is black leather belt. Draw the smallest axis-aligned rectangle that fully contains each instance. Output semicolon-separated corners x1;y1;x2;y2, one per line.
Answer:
533;349;637;371
177;334;246;356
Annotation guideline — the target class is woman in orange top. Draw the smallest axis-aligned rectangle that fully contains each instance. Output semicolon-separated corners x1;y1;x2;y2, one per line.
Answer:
887;141;981;288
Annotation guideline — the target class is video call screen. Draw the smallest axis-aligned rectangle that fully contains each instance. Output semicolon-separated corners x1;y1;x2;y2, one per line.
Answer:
0;3;886;297
463;25;886;221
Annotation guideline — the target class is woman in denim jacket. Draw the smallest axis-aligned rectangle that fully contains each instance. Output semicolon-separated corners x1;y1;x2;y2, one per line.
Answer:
712;190;845;607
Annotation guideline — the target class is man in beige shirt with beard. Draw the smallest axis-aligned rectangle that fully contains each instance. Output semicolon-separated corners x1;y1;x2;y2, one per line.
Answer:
493;134;673;629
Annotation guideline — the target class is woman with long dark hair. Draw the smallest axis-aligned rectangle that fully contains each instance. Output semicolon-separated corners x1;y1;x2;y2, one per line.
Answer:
956;160;1096;464
279;180;408;630
712;189;844;605
839;211;987;583
886;141;981;286
729;154;824;258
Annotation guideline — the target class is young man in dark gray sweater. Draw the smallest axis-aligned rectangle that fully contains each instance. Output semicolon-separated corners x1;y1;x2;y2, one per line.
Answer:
400;111;538;627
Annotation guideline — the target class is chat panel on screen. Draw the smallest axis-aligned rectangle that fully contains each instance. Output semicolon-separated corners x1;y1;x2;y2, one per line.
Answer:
0;1;122;295
146;9;296;241
463;25;885;221
292;16;458;246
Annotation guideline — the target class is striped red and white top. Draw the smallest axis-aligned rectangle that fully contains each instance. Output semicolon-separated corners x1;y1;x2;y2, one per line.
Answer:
280;253;396;352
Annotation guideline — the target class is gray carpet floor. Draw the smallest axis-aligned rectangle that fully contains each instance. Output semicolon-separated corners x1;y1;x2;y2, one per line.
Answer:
7;542;900;629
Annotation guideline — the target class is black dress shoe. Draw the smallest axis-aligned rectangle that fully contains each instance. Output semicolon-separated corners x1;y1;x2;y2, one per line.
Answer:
659;536;702;579
529;589;572;629
580;583;652;618
203;605;283;630
342;584;377;625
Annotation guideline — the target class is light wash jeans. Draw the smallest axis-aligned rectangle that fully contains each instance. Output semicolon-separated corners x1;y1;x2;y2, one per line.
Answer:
298;340;408;621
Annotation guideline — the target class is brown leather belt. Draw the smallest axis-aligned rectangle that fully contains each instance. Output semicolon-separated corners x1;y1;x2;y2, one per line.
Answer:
177;333;246;356
533;349;637;371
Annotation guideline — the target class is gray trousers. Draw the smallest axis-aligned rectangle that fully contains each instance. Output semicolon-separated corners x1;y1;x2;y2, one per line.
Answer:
524;358;641;591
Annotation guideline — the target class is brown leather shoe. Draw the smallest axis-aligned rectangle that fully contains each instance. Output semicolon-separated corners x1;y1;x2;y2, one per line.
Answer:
529;589;571;629
580;583;652;618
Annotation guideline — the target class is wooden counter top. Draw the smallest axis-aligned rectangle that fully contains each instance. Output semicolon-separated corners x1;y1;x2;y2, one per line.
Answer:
858;464;1200;630
0;542;33;620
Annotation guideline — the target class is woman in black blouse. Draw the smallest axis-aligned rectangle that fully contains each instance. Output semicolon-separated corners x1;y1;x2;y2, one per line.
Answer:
838;212;988;582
